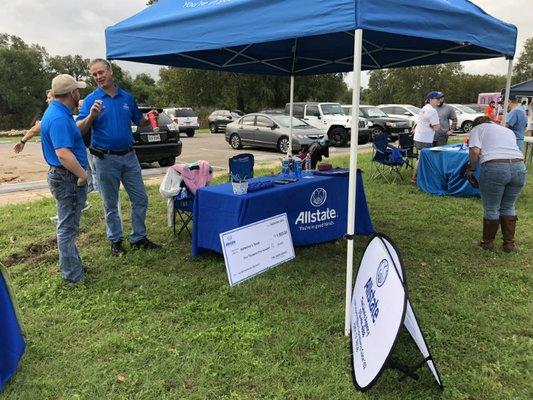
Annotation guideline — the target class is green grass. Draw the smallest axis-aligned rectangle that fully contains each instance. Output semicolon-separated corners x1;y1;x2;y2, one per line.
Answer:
0;154;531;399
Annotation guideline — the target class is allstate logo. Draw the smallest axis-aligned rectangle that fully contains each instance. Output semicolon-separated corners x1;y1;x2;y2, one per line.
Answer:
376;259;389;287
310;188;327;207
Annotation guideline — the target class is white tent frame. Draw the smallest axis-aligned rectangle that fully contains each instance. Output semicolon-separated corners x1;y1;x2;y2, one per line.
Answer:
147;31;515;336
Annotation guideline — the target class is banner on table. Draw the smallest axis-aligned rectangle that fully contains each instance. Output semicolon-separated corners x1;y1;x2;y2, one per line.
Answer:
220;213;295;286
350;234;443;391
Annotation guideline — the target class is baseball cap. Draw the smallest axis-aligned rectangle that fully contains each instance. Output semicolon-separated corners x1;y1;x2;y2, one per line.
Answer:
426;91;444;100
51;74;87;95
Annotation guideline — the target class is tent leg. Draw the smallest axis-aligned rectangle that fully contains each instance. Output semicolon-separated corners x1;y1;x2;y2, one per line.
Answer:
345;29;363;336
288;75;295;155
501;58;513;125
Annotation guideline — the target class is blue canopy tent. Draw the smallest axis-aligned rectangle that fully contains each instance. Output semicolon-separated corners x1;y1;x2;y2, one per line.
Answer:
106;0;517;335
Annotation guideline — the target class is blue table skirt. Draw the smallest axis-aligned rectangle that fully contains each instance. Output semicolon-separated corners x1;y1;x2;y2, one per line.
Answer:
0;271;25;392
417;144;480;197
192;171;375;255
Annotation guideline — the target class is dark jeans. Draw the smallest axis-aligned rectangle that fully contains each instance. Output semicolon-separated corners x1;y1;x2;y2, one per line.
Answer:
479;162;527;219
47;169;87;283
94;151;148;243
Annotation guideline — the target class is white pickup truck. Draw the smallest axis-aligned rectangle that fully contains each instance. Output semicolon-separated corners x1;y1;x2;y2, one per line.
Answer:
284;102;372;146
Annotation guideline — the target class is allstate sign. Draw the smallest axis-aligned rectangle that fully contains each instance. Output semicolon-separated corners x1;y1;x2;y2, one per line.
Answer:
295;188;337;227
351;236;406;390
310;188;327;207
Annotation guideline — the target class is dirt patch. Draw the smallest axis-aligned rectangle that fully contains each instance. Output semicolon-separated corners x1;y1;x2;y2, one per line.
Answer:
2;236;57;268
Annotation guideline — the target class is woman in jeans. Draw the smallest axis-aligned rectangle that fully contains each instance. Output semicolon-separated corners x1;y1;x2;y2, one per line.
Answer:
466;116;527;252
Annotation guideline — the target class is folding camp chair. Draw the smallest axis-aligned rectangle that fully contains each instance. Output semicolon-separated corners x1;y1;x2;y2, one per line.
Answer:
398;132;417;170
370;132;405;183
229;153;254;181
173;184;194;236
172;162;212;236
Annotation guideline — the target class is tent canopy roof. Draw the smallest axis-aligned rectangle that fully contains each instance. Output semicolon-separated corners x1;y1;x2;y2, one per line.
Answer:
106;0;517;76
503;79;533;98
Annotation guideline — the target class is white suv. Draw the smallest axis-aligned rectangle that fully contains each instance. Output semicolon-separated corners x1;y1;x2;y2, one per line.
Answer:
284;102;372;146
377;104;421;127
163;107;199;137
448;104;484;133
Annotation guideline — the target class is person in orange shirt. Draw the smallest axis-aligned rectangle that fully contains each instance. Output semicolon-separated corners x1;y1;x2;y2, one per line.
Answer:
484;100;498;122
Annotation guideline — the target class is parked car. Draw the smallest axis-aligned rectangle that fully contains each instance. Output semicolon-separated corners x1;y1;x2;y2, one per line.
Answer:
225;113;325;153
377;104;421;127
208;110;244;133
464;104;485;113
284;102;371;146
163;107;199;137
132;107;182;167
448;104;484;132
342;105;411;141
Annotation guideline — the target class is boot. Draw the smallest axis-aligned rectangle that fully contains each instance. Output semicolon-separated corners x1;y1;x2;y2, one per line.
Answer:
500;215;518;253
479;219;500;250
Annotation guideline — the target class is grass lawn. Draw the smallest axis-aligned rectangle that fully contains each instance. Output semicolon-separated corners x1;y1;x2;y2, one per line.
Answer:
0;153;531;399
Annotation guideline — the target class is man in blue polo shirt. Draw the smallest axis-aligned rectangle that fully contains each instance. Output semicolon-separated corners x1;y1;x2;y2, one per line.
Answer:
77;59;161;255
41;74;89;283
506;97;527;150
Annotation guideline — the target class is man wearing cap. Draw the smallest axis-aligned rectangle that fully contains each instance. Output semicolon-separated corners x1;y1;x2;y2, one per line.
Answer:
484;100;498;123
506;97;527;150
411;91;441;183
434;92;457;146
40;74;90;283
77;58;161;256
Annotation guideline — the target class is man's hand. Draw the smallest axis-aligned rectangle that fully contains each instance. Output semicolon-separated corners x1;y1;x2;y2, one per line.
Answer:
13;141;25;153
465;168;473;179
446;130;454;136
89;100;104;119
77;170;89;187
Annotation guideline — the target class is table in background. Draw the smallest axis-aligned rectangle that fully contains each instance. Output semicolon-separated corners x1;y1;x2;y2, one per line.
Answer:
417;144;480;197
192;171;375;256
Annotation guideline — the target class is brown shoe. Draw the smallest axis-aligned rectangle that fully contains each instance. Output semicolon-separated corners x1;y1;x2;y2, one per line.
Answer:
500;215;518;252
479;218;500;250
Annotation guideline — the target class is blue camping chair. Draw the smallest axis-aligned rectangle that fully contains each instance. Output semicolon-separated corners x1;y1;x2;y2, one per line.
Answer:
371;132;406;183
229;153;254;181
398;132;417;170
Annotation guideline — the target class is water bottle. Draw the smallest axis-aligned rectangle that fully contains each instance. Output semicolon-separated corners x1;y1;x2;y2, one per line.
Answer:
293;158;302;179
281;157;290;177
304;153;311;174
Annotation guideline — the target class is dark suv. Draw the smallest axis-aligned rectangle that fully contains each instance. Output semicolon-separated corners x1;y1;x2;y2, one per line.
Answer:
133;107;182;167
208;109;244;133
342;105;411;141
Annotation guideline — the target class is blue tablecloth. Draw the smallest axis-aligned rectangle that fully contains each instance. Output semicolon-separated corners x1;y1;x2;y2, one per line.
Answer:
0;269;25;392
192;171;375;255
417;144;480;197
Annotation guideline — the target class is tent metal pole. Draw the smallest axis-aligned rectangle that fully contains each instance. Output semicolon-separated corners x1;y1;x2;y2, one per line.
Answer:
502;58;513;126
345;28;363;336
289;75;295;155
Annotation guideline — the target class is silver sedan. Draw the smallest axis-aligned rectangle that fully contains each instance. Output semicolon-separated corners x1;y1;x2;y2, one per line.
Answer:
225;113;325;153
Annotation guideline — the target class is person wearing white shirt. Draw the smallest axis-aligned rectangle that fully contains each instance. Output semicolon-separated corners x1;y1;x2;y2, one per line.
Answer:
411;91;441;182
466;116;526;252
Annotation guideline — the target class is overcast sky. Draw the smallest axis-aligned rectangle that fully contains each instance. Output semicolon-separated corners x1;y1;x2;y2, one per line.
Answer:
1;0;531;87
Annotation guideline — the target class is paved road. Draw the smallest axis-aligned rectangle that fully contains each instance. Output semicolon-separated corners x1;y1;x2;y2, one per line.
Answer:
0;132;364;195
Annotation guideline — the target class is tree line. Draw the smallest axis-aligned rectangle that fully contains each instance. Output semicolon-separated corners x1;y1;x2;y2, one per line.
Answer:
0;33;531;130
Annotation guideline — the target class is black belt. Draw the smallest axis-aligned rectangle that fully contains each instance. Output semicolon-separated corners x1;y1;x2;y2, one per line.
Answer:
90;147;133;157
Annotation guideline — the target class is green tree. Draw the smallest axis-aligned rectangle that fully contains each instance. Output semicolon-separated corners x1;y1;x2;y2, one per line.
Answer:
0;34;50;129
131;73;160;106
513;36;533;83
48;55;90;81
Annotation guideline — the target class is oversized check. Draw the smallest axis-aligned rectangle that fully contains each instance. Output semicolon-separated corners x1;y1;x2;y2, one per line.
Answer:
220;213;295;286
